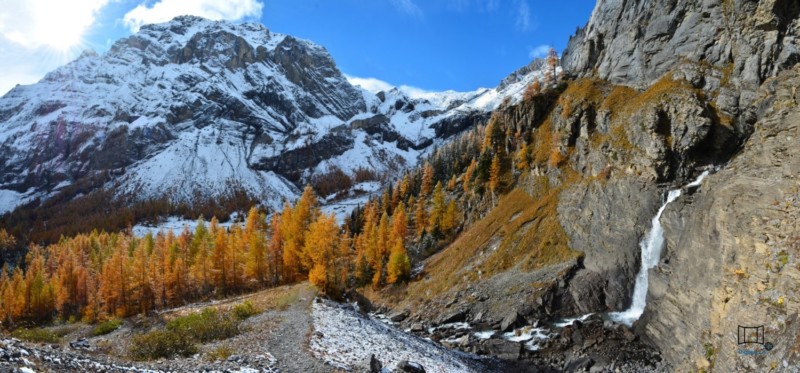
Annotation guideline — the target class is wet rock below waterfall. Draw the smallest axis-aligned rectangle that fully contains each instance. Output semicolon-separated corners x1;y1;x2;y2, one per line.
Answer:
393;312;669;372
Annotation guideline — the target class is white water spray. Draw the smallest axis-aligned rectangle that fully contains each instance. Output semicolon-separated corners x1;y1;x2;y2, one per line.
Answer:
608;171;709;326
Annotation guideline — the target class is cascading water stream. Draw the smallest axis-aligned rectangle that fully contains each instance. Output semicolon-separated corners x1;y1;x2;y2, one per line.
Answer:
608;171;709;326
465;171;712;351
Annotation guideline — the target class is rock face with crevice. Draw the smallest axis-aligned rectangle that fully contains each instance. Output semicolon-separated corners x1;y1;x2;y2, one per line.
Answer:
557;0;800;371
644;65;800;372
563;0;800;93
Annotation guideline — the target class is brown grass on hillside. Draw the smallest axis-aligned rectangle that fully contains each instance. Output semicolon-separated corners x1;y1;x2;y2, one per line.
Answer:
622;76;696;114
532;118;555;166
408;175;582;301
162;282;308;318
601;85;637;118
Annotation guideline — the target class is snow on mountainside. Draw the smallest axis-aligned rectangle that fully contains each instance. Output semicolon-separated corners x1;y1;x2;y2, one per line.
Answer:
0;16;551;216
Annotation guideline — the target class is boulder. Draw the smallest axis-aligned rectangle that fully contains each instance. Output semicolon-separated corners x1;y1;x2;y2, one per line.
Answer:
369;354;383;373
69;338;90;349
500;310;523;332
564;357;594;372
438;309;467;325
394;360;426;373
482;339;521;361
410;323;425;332
389;310;409;322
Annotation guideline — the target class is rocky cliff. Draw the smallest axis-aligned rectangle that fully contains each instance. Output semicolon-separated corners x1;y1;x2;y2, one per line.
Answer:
644;64;800;372
563;0;799;92
558;0;800;371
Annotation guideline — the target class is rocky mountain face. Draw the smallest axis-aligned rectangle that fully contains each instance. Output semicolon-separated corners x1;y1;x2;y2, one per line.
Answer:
557;0;800;370
644;67;800;371
0;16;545;215
563;0;799;94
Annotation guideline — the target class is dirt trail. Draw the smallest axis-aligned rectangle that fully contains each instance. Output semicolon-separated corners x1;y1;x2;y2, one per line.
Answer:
261;283;334;373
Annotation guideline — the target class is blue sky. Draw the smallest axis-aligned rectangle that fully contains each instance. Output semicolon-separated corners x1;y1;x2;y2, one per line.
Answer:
0;0;595;95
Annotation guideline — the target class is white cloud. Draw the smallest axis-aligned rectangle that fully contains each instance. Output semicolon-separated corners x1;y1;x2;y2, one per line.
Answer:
0;0;110;96
528;44;551;59
514;0;531;31
391;0;423;18
123;0;264;32
345;74;436;99
345;75;395;94
397;85;434;98
0;0;109;50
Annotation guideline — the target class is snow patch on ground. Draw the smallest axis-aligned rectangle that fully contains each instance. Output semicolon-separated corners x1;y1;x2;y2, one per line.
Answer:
131;216;238;237
319;193;371;224
0;188;36;214
309;300;480;372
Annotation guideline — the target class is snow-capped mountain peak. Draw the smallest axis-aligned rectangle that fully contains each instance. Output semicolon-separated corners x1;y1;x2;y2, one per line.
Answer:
0;16;552;216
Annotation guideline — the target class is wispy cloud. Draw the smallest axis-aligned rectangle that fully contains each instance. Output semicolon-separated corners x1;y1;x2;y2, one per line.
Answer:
391;0;423;18
528;44;551;59
446;0;469;12
123;0;264;32
345;75;394;94
514;0;531;31
345;74;435;98
481;0;500;12
446;0;499;12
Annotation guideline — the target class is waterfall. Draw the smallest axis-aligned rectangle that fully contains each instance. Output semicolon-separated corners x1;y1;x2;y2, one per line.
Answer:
608;171;709;326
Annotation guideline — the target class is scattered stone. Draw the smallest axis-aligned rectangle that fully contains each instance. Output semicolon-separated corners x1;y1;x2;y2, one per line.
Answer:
482;339;521;361
395;360;426;373
570;329;584;346
438;309;466;325
69;338;90;349
500;310;522;332
369;354;382;373
389;310;409;322
621;328;636;342
565;357;594;372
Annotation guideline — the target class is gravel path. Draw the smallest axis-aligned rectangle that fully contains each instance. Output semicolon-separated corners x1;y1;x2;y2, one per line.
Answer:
260;284;334;373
